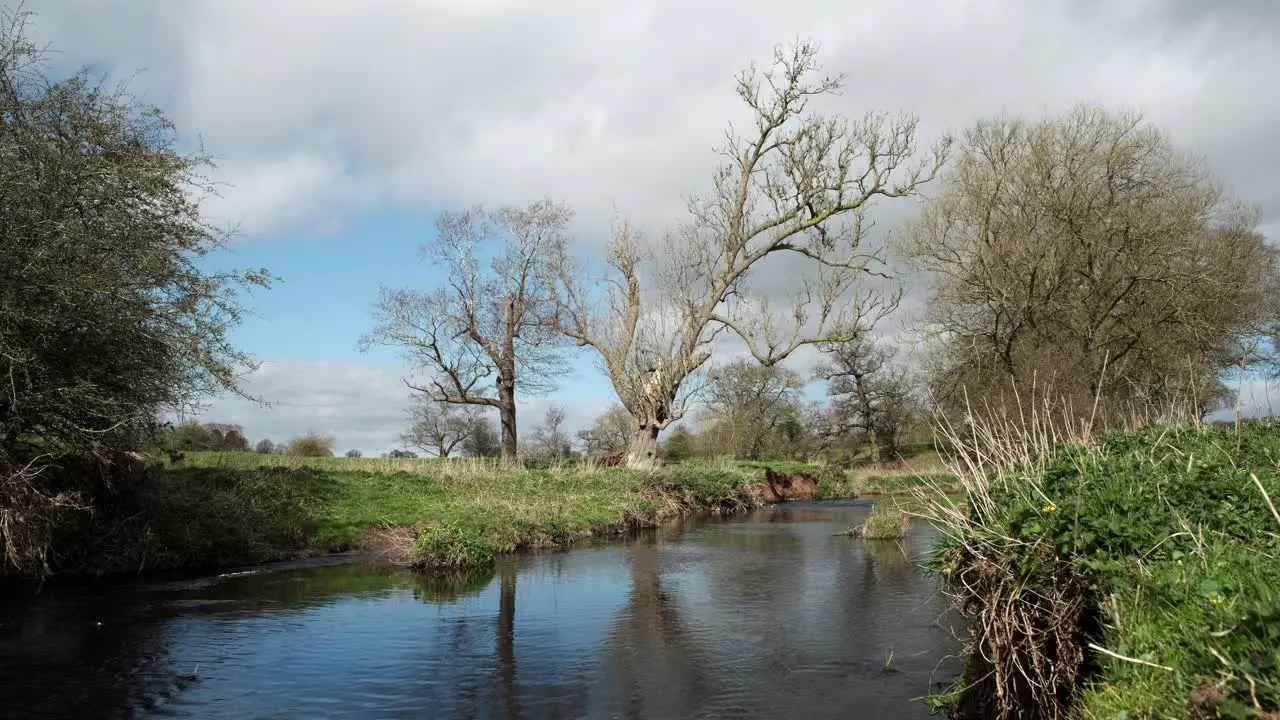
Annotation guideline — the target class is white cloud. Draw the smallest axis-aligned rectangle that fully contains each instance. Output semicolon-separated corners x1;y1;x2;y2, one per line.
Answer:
189;359;413;455
19;0;1279;240
188;358;622;456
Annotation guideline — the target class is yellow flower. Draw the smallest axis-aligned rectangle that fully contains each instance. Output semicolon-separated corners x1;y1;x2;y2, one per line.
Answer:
1042;504;1057;513
1209;597;1223;606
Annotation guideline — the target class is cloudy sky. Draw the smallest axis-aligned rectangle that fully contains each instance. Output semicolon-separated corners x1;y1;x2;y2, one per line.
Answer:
19;0;1280;453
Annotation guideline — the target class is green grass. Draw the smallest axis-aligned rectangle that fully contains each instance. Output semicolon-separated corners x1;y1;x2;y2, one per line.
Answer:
850;506;910;539
934;421;1280;719
48;456;778;576
412;522;495;569
44;450;925;578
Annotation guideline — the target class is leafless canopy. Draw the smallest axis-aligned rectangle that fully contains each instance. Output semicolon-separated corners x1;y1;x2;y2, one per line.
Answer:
551;41;950;467
699;359;805;460
363;199;571;464
399;394;480;458
813;336;918;461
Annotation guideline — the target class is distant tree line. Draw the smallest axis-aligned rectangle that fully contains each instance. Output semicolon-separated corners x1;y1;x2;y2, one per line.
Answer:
159;423;339;458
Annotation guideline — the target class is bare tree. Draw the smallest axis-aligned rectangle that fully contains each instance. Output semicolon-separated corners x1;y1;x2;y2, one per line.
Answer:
533;405;570;458
700;359;804;459
400;395;477;458
814;337;918;463
362;200;571;466
463;414;501;459
550;41;949;468
577;404;634;456
901;105;1280;420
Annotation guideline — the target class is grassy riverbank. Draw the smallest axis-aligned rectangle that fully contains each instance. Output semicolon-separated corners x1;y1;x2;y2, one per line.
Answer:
931;421;1280;720
20;446;958;579
39;455;829;577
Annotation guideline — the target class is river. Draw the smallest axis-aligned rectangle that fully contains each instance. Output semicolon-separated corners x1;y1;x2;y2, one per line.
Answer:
0;500;962;719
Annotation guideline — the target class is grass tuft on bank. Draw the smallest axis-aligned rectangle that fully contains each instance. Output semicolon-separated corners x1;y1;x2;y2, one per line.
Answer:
843;506;910;539
930;421;1280;720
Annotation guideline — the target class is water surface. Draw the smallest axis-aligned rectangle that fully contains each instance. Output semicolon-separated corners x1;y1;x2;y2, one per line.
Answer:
0;500;962;719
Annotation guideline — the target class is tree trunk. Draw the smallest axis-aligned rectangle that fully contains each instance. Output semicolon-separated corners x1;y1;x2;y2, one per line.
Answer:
498;383;518;468
624;423;660;470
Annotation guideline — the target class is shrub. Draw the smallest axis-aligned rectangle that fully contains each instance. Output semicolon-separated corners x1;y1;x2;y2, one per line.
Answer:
284;433;335;457
411;522;494;570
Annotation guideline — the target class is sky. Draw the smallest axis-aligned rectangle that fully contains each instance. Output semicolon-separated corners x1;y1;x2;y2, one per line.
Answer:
17;0;1280;454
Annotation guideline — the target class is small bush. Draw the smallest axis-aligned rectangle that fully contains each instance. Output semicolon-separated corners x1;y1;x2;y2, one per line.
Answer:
851;506;909;539
411;522;494;569
284;432;335;457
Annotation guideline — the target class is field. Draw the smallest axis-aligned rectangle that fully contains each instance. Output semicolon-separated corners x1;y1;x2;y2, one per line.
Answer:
36;449;959;577
44;455;786;575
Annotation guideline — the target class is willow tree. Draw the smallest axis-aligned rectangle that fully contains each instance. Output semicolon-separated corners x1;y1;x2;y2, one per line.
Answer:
901;105;1279;420
551;42;949;468
362;200;570;467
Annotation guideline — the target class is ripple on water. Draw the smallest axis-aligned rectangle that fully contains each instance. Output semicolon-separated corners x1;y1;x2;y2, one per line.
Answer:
0;504;961;719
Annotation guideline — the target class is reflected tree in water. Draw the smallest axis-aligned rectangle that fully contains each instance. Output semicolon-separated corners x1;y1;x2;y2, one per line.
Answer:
593;537;709;718
496;563;519;720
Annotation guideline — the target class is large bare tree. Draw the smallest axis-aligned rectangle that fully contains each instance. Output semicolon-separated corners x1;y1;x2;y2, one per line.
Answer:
362;200;570;466
551;42;949;468
900;105;1280;420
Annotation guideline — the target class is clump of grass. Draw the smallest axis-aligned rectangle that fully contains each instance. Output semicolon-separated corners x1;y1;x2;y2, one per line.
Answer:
844;506;910;539
411;522;494;569
922;383;1280;720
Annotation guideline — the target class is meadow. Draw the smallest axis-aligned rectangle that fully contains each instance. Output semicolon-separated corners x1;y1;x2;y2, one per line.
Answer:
32;448;954;577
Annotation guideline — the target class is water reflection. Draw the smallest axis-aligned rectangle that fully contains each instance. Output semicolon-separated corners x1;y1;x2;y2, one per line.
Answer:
0;503;960;719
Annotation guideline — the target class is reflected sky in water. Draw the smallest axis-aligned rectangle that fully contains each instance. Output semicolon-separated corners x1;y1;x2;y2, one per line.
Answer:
0;501;961;719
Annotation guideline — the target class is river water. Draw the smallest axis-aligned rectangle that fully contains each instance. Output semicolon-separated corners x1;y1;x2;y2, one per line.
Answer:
0;500;962;719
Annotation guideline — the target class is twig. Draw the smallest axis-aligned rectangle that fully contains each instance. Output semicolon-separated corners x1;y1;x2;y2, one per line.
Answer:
1251;473;1280;530
1087;643;1173;672
1207;646;1234;670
